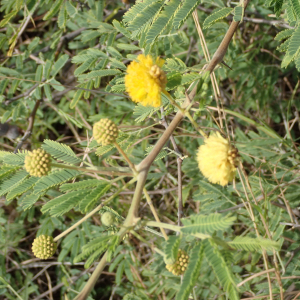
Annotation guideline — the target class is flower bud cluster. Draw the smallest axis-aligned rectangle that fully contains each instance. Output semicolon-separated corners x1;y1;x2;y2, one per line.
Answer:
93;119;118;146
32;235;57;259
24;149;51;177
166;249;189;276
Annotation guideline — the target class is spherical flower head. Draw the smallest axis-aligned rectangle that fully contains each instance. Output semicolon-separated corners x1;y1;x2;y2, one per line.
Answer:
197;132;239;186
32;235;57;259
125;54;167;107
93;119;118;146
24;148;51;177
166;249;189;276
101;211;117;227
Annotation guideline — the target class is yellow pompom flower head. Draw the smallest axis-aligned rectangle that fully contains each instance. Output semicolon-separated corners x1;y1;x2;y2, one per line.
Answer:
165;249;189;276
93;118;119;146
24;148;51;177
32;235;57;259
197;132;239;186
125;54;167;107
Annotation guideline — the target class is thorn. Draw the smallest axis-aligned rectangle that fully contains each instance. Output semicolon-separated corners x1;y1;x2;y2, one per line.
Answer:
221;60;232;70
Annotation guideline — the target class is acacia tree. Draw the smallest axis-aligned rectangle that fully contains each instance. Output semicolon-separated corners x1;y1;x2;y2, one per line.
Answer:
0;0;300;299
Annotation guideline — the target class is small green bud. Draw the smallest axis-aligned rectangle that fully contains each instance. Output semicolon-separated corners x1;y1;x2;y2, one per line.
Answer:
101;211;117;227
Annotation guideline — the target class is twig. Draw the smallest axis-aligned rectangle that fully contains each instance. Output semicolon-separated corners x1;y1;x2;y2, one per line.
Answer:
14;99;41;153
5;82;41;104
237;268;276;287
160;107;183;226
143;187;168;240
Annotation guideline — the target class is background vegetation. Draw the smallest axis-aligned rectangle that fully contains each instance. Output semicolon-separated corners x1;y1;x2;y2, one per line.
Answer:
0;0;300;299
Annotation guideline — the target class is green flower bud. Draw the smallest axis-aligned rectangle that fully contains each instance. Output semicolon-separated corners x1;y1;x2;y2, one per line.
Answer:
101;211;117;227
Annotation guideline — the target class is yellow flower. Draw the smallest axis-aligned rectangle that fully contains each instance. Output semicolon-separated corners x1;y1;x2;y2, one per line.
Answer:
197;132;239;186
125;54;167;107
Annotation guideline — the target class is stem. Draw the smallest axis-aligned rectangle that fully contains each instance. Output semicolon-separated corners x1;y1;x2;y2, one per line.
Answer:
184;110;207;138
143;188;168;240
51;163;133;177
114;141;137;174
74;252;108;300
54;177;137;242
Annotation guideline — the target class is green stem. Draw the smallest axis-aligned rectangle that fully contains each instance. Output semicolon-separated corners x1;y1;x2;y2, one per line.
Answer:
54;177;137;242
114;141;137;175
146;221;182;232
185;111;207;138
51;163;133;177
146;221;210;239
74;252;108;300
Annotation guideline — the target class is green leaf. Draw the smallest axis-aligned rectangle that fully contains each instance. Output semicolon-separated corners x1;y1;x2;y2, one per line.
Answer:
175;243;204;300
145;145;168;161
285;25;300;64
164;235;181;264
0;170;28;197
28;37;40;52
295;52;300;71
204;239;238;297
60;179;103;192
112;20;132;39
274;0;284;17
74;235;112;267
70;88;84;109
116;43;140;51
233;6;243;22
127;1;163;31
0;165;19;180
78;69;121;80
181;213;235;235
43;0;64;20
57;2;67;29
133;104;160;123
203;7;233;29
33;169;80;195
146;0;181;44
0;150;28;166
79;183;111;212
65;1;77;18
290;0;300;19
173;0;201;29
74;58;97;76
21;192;43;210
50;54;69;77
0;10;17;27
123;0;159;24
228;236;281;251
49;78;65;91
42;140;81;165
42;190;86;216
275;29;294;41
6;177;39;202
